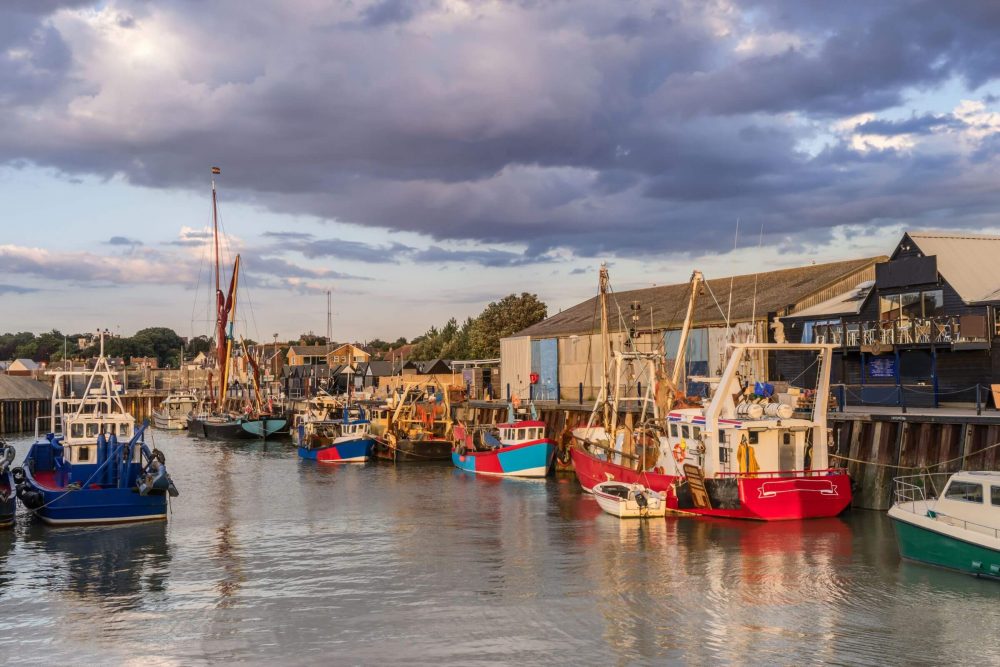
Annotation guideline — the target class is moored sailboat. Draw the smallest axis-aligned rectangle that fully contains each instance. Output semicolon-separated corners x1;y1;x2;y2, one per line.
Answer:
186;168;261;440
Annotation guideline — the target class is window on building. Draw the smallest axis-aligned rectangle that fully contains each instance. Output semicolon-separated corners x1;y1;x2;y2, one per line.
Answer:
922;290;944;317
880;295;901;321
944;481;983;503
900;292;921;320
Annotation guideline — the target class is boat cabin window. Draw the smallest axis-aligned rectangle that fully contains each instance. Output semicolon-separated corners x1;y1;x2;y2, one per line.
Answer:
944;481;984;504
991;486;1000;507
692;426;701;440
670;424;678;437
71;423;84;439
86;423;99;438
681;425;690;439
105;423;116;435
783;433;791;445
517;429;526;440
120;423;131;438
718;431;726;444
748;432;759;445
78;446;90;462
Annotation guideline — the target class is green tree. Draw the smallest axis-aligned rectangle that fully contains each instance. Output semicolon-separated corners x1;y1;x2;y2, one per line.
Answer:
187;335;213;357
132;327;185;368
468;293;547;358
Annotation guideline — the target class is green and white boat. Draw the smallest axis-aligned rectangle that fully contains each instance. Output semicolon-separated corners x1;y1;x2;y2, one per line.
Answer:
888;471;1000;579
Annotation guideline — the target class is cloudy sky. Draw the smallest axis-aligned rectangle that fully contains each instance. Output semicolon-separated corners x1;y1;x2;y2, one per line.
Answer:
3;1;1000;343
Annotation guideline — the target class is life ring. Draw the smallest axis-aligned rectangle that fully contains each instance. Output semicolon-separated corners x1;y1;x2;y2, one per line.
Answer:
672;442;686;464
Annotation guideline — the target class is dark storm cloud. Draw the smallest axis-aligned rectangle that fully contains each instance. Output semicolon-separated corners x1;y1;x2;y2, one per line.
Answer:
3;0;1000;263
0;283;39;295
106;236;143;246
855;114;963;136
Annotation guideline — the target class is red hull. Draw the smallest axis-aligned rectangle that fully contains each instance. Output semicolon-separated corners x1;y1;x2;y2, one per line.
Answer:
668;471;853;521
569;447;676;494
571;446;851;520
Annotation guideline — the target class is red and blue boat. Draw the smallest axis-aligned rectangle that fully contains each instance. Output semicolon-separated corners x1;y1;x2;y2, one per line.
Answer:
12;341;179;525
452;406;556;478
1;440;15;528
296;401;376;463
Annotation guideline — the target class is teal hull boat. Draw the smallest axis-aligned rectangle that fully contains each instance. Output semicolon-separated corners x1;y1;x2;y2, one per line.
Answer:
889;472;1000;579
240;417;288;439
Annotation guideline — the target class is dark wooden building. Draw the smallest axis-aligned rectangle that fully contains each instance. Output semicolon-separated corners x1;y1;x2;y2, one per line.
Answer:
780;232;1000;407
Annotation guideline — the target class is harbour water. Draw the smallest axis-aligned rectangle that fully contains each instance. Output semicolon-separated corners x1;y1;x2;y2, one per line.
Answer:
0;431;997;665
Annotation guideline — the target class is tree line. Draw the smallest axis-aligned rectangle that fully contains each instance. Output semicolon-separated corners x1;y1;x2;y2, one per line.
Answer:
408;292;547;360
0;292;548;368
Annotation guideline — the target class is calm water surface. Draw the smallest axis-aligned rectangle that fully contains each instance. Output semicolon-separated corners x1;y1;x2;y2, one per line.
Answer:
0;431;997;665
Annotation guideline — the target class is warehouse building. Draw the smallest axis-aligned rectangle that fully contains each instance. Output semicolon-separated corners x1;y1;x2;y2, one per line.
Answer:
501;256;884;401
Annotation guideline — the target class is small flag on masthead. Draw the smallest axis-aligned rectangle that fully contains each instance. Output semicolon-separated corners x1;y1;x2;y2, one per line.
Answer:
211;166;221;174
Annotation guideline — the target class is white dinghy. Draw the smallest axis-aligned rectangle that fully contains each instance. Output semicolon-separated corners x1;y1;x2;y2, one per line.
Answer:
593;480;666;519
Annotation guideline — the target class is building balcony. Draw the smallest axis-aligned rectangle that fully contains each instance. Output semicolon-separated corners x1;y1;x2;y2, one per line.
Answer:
812;315;990;350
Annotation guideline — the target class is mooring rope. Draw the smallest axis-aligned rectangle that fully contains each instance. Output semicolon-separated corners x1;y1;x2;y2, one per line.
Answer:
830;439;1000;471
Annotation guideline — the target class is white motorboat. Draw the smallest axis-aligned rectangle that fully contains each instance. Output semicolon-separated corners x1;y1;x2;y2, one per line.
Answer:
592;481;666;519
888;471;1000;578
152;392;198;430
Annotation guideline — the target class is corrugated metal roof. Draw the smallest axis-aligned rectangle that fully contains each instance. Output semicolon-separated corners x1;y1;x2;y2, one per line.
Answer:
0;375;51;400
516;257;883;338
908;232;1000;303
786;281;874;319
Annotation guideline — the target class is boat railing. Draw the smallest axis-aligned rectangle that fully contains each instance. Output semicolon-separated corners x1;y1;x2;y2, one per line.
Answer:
715;468;847;479
893;473;1000;539
892;473;952;514
34;415;56;441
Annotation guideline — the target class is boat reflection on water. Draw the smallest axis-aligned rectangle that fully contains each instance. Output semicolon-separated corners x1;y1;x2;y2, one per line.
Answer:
0;530;15;598
212;448;244;609
21;521;170;605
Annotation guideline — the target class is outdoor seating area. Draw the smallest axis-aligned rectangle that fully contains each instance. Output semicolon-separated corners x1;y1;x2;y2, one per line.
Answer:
814;315;989;348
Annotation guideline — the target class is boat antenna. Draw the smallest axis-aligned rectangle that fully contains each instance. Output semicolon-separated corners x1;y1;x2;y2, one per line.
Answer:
725;217;739;332
750;223;764;342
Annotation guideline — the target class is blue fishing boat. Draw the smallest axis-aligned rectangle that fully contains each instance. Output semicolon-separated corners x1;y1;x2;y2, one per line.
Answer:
0;440;15;528
296;401;376;463
452;404;556;478
12;338;179;525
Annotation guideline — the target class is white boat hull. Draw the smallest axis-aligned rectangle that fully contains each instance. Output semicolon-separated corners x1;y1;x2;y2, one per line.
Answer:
153;413;189;430
593;482;667;519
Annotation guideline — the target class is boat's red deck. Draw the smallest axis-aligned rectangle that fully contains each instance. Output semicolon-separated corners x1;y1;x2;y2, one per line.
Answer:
32;470;63;491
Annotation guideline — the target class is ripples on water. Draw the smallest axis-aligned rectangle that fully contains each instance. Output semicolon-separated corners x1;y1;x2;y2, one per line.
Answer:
0;431;997;665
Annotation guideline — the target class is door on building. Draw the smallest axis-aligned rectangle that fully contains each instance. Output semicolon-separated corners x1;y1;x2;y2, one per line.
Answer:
530;339;559;401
